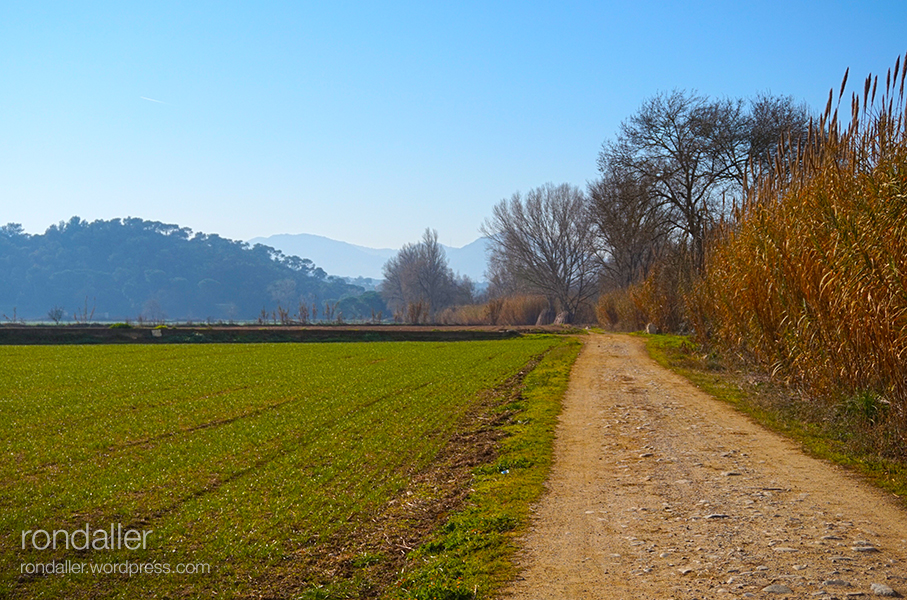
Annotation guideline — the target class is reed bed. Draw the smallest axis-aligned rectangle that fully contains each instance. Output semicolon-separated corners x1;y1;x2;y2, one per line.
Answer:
695;54;907;445
438;295;596;326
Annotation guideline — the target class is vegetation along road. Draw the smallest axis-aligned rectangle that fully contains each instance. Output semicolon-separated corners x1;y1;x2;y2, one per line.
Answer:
505;334;907;599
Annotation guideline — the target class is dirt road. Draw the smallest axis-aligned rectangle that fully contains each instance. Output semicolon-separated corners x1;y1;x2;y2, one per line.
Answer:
504;334;907;599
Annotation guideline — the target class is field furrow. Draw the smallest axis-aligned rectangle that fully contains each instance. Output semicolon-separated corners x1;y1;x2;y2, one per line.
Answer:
0;338;563;599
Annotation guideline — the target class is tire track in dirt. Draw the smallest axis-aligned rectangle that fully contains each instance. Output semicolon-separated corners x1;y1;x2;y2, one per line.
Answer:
504;334;907;599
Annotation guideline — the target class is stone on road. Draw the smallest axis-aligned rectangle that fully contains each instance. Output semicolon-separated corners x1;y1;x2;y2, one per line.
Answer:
503;334;907;599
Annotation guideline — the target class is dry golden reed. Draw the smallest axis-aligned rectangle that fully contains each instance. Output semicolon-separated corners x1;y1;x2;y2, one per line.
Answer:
696;54;907;434
437;295;553;326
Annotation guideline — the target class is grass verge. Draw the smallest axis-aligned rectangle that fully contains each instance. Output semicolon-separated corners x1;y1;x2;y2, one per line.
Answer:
643;334;907;503
383;336;583;600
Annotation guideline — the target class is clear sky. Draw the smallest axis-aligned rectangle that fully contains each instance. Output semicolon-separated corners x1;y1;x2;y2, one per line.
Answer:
2;1;905;249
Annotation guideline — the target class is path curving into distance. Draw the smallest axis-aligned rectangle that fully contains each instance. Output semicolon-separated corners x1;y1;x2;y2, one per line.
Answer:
503;334;907;599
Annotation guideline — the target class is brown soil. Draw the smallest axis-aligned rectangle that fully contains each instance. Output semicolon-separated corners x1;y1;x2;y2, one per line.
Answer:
0;324;573;345
504;334;907;599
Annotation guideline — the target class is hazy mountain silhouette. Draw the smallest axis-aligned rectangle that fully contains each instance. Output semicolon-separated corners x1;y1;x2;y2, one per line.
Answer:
249;233;490;281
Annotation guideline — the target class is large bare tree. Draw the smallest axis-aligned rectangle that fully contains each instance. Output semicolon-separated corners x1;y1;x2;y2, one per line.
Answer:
380;228;466;322
481;182;598;324
599;90;747;270
588;166;670;289
598;90;812;271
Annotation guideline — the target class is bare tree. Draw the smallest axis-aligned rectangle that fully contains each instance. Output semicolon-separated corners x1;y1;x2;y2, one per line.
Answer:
599;90;747;270
381;242;421;317
481;183;598;324
380;228;462;322
599;90;813;271
414;228;454;313
588;167;670;289
47;305;65;324
743;93;813;188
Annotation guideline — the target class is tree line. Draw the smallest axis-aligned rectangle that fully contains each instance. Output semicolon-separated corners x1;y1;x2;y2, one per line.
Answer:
3;91;813;327
388;90;811;326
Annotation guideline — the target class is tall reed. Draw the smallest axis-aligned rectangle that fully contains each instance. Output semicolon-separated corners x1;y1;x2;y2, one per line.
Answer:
696;54;907;438
436;295;556;326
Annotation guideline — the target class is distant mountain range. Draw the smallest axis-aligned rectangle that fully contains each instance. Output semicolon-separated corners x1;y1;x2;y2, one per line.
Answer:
249;233;491;281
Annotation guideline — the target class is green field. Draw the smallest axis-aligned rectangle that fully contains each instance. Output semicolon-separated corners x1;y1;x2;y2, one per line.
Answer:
0;337;570;599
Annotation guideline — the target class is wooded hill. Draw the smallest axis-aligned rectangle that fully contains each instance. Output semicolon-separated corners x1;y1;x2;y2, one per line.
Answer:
0;217;379;322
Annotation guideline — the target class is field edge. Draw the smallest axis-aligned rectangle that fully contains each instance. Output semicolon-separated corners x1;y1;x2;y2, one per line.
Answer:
374;336;584;600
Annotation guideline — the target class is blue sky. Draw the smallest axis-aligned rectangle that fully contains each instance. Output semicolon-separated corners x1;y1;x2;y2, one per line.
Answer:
2;1;905;249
